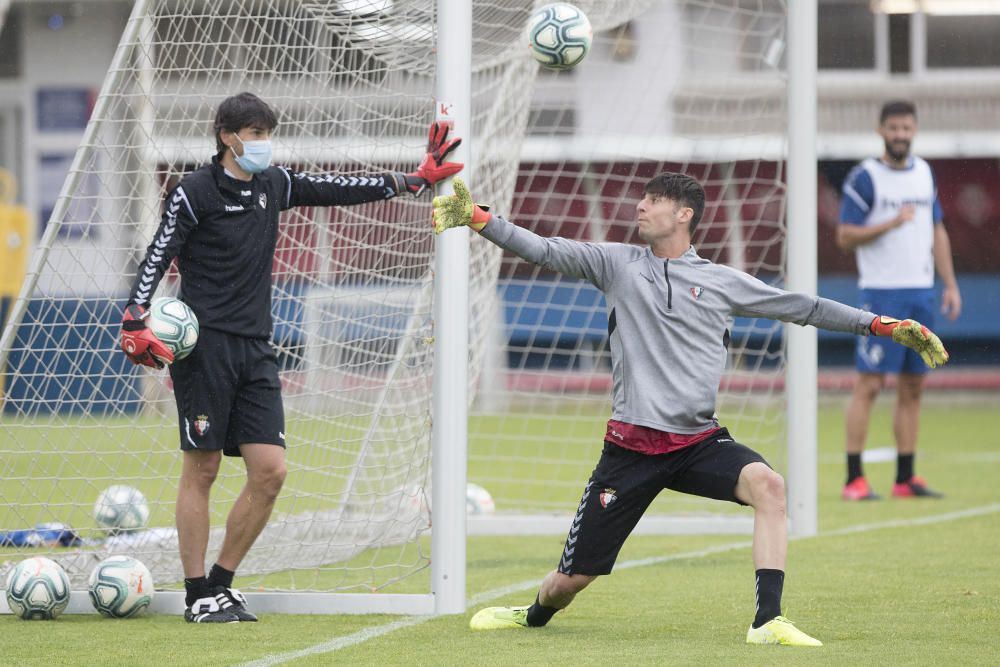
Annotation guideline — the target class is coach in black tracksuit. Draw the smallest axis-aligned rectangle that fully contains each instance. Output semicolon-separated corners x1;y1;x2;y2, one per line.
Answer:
119;92;462;623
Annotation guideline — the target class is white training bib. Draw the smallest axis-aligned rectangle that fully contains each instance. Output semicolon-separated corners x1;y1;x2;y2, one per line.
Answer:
848;157;937;289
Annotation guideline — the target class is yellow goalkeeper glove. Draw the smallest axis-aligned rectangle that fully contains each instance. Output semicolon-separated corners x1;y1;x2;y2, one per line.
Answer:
869;316;949;368
431;177;492;234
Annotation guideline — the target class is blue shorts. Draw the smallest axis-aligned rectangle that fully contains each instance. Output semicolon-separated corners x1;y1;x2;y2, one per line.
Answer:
856;288;935;375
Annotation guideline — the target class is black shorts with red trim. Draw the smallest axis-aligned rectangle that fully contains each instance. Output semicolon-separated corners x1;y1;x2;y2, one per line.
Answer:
556;428;768;576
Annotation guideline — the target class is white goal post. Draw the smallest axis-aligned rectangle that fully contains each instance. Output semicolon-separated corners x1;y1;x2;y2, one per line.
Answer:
0;0;815;615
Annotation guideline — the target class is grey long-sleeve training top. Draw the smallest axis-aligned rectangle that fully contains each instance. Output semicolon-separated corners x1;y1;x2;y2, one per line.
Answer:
482;215;877;434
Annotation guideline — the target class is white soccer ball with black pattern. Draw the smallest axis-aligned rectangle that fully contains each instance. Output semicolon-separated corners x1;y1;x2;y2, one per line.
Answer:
146;296;199;362
5;556;71;620
93;485;150;535
526;3;593;70
88;555;154;618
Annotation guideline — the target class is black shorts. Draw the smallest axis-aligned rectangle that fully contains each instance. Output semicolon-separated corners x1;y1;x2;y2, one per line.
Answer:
168;328;285;457
557;428;768;576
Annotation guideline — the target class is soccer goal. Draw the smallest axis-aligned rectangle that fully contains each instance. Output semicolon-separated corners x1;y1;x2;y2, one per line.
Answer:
0;0;813;615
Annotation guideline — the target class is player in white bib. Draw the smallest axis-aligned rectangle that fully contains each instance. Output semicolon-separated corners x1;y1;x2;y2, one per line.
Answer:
837;100;961;501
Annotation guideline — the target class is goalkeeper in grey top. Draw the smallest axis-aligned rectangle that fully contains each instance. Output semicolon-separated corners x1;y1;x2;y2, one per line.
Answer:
433;173;948;646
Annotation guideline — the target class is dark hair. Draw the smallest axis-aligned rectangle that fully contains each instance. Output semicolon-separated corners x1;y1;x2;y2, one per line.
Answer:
213;92;278;155
879;100;916;124
644;172;706;233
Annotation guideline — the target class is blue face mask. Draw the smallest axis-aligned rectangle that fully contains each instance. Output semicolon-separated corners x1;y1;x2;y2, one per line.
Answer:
232;135;272;174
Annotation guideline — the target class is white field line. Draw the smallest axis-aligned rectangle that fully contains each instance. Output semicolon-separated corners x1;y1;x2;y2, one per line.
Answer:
234;503;1000;667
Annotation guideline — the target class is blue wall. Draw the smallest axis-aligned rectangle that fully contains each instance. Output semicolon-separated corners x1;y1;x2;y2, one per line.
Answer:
2;298;143;415
3;275;996;414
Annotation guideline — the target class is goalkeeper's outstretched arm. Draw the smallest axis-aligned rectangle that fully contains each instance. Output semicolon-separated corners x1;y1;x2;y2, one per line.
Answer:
432;180;950;370
286;122;464;207
725;270;949;370
432;177;615;288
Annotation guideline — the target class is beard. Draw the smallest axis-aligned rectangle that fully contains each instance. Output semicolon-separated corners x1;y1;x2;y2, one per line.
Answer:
885;139;910;162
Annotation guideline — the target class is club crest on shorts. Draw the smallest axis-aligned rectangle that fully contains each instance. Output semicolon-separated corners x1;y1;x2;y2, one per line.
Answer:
600;488;617;508
193;414;210;436
258;192;267;209
690;286;704;299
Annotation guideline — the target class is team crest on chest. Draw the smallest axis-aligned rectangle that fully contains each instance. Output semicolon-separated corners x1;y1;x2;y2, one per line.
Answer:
258;192;267;209
690;286;704;299
600;488;617;508
193;414;210;436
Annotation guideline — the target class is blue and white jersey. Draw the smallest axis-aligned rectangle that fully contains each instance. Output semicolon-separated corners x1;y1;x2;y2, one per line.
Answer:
839;156;943;289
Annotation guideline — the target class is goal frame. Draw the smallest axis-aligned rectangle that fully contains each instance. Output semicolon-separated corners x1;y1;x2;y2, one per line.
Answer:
0;0;818;616
0;0;469;617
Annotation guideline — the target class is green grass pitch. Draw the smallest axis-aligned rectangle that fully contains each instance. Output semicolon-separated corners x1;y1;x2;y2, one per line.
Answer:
1;399;998;666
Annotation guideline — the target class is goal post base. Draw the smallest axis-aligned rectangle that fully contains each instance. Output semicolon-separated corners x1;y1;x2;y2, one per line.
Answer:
1;591;439;616
468;514;754;536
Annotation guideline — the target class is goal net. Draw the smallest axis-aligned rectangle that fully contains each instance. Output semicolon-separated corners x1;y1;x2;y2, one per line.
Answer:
469;0;791;532
0;0;791;610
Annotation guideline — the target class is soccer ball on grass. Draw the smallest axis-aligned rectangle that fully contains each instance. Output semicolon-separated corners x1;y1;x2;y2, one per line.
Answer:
526;3;593;70
88;555;154;618
5;556;71;620
146;296;199;361
93;485;150;534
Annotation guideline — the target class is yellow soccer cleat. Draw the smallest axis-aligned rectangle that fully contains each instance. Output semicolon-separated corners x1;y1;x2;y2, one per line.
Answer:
746;616;823;646
469;605;531;630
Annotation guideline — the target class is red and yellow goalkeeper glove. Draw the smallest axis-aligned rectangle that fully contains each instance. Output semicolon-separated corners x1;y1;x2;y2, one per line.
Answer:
869;316;949;368
432;177;491;234
404;122;464;196
120;304;174;369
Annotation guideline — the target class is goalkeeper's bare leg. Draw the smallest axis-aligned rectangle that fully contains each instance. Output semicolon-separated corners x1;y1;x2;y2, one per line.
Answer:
177;450;239;622
216;443;287;570
736;462;821;646
208;443;287;621
177;450;221;573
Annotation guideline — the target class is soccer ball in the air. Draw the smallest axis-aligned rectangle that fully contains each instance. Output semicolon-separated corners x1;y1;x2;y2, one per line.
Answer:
466;483;496;515
93;485;150;534
88;555;154;618
5;556;71;620
146;296;199;361
526;3;593;70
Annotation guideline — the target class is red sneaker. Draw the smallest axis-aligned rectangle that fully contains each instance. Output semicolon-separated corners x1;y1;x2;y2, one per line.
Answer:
892;476;943;498
842;476;881;501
